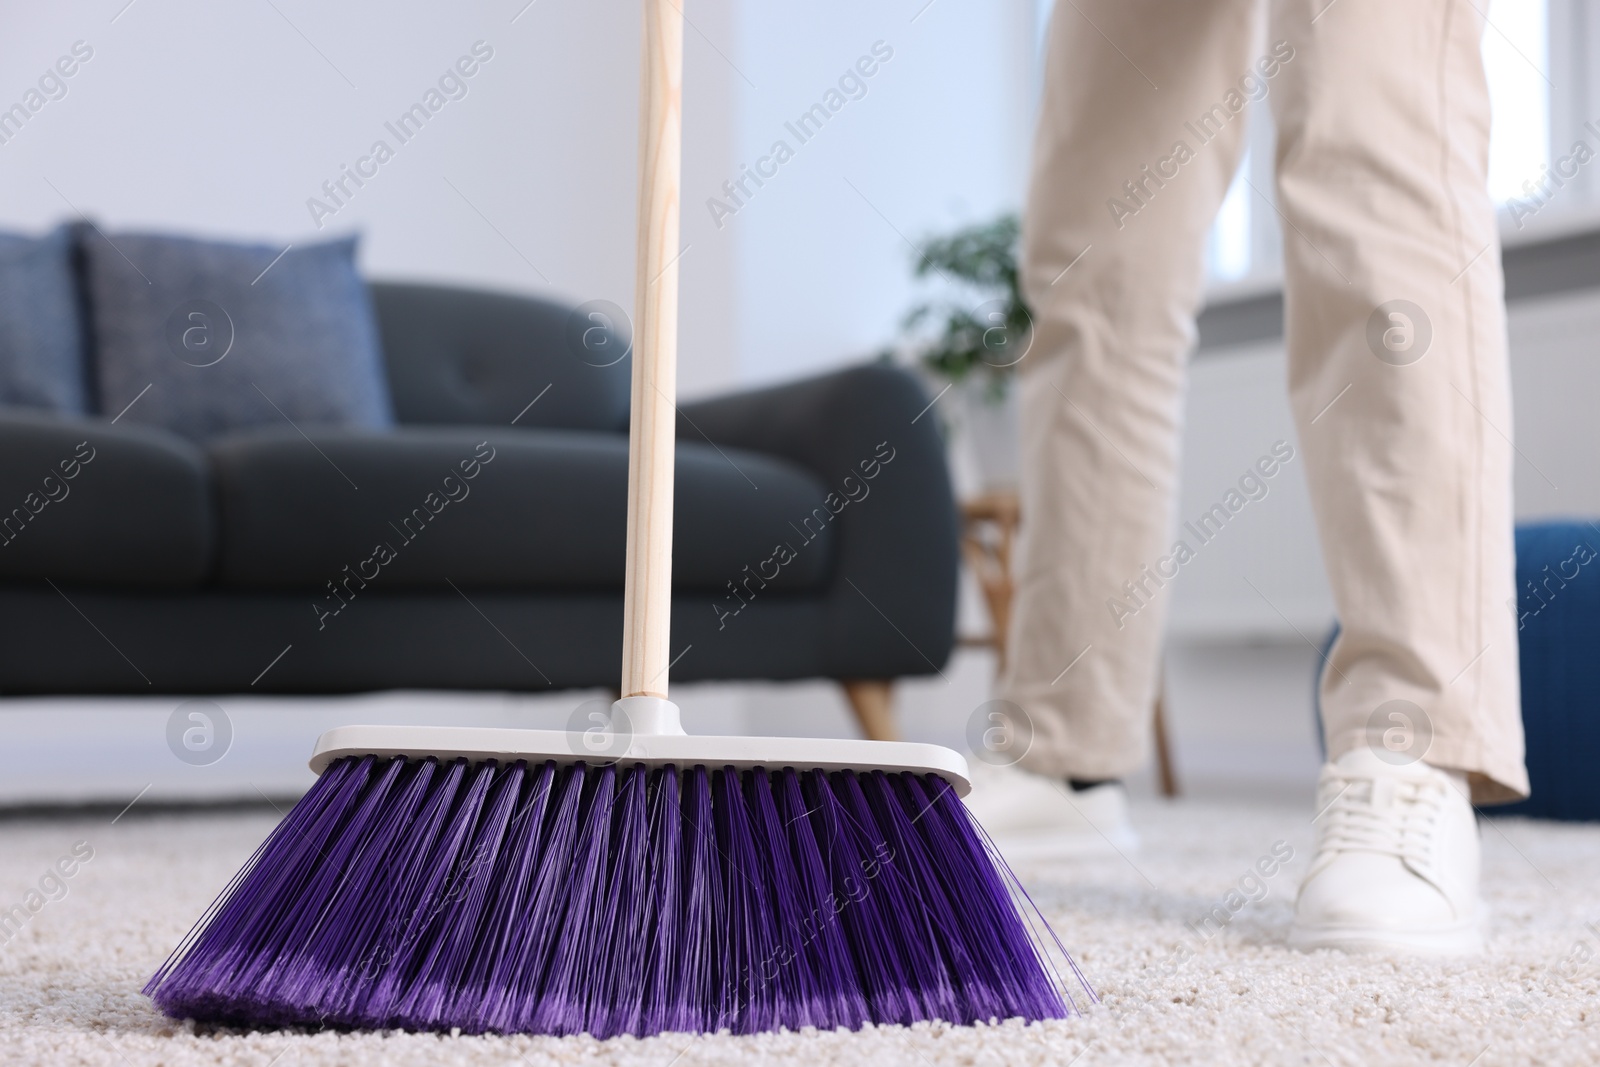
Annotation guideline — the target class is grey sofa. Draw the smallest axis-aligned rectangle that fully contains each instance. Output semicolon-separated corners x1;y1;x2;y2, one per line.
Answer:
0;282;958;730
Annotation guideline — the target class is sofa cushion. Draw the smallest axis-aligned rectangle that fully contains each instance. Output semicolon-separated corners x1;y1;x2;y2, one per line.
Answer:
82;232;393;441
0;409;213;587
210;426;834;597
369;282;632;432
0;226;88;413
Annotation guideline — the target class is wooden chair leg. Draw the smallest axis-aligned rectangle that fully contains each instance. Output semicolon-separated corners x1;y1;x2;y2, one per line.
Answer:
841;679;898;741
1152;674;1180;797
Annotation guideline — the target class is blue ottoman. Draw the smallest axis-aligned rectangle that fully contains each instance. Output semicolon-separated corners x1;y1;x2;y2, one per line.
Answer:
1497;521;1600;819
1313;520;1600;819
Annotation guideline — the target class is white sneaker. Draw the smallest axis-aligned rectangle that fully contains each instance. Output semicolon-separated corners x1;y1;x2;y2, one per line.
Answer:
1289;747;1484;955
962;762;1139;859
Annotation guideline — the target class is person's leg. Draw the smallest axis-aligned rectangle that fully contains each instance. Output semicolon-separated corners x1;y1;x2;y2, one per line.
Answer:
1002;0;1259;781
1270;0;1527;803
1271;0;1526;953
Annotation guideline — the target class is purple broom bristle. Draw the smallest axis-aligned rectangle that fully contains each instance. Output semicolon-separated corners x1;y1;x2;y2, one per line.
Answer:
772;768;871;1026
678;765;725;1031
748;768;826;1029
525;763;610;1035
714;765;778;1033
502;761;591;1034
399;758;522;1026
589;765;648;1037
634;765;679;1033
458;760;553;1032
146;757;1088;1035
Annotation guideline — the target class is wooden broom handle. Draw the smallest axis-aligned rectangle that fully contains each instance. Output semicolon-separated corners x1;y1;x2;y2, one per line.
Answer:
621;0;684;699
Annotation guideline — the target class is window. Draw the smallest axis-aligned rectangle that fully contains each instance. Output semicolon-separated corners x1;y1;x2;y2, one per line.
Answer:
1486;0;1553;204
1207;149;1253;283
1206;0;1556;282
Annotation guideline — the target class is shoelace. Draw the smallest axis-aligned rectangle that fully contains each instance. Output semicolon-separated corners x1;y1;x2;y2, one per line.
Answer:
1314;771;1447;875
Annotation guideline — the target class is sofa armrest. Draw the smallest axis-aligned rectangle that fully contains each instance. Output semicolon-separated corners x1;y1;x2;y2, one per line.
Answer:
677;364;958;679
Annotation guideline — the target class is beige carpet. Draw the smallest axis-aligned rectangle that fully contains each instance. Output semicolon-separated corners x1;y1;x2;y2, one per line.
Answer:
2;795;1597;1067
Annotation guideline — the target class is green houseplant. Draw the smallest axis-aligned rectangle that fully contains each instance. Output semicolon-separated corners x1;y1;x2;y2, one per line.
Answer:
897;213;1033;402
888;212;1032;490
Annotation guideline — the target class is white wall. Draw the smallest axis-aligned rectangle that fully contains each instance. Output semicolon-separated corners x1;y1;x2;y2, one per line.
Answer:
1502;287;1600;517
1167;342;1329;639
0;0;1034;400
0;0;661;375
715;1;1035;387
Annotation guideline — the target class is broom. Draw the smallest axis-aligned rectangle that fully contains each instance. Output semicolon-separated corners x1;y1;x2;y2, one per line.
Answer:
145;0;1085;1036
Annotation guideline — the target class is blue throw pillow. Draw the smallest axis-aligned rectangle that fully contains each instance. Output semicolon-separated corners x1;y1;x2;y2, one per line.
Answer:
0;225;88;413
82;231;393;440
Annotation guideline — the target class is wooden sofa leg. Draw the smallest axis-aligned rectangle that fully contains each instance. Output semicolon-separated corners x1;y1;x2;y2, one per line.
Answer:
842;679;898;741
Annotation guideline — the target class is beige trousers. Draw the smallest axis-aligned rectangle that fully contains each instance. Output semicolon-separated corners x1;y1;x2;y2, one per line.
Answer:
1004;0;1528;803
